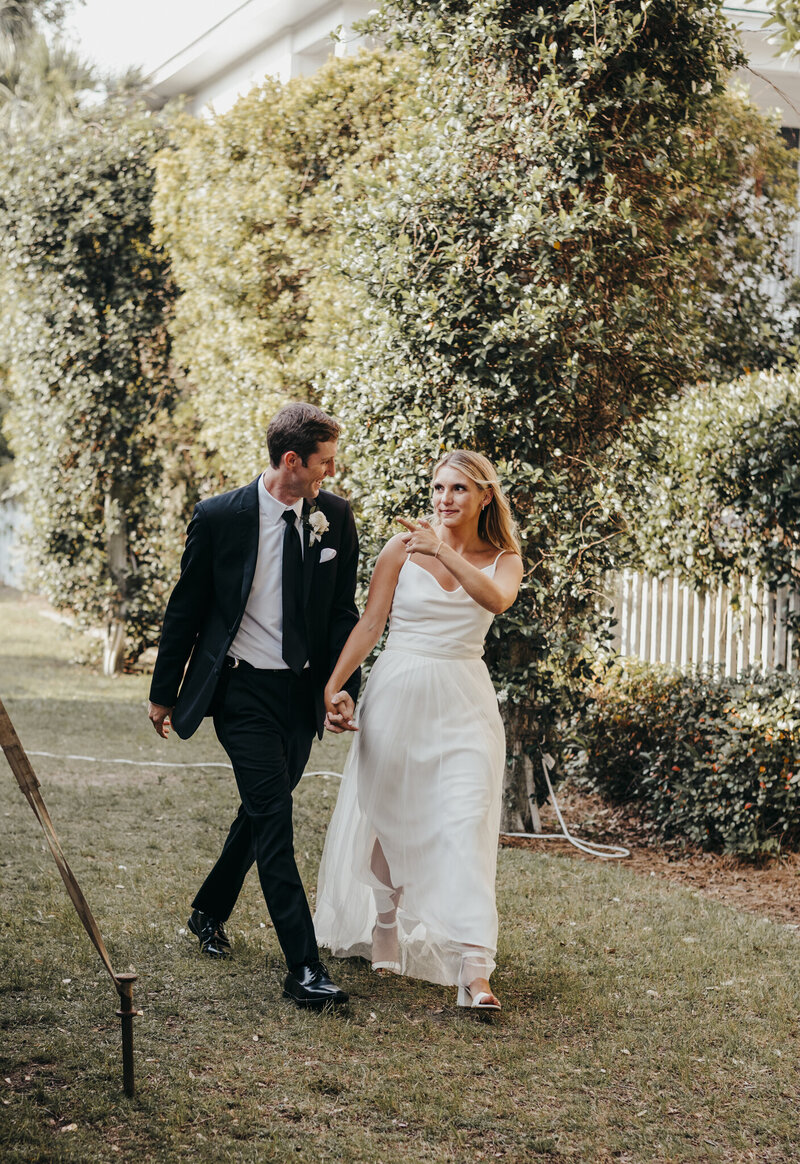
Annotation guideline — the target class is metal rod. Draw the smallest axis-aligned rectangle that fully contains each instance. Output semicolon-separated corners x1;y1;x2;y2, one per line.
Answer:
115;973;139;1098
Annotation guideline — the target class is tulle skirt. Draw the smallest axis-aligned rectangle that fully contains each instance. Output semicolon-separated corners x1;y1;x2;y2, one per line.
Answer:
314;641;505;986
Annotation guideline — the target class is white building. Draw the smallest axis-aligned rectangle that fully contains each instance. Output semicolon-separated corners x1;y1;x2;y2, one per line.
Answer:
142;0;800;130
733;2;800;127
145;0;375;115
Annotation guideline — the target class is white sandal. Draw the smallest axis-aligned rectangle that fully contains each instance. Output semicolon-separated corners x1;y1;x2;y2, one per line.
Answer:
457;982;501;1013
371;919;401;974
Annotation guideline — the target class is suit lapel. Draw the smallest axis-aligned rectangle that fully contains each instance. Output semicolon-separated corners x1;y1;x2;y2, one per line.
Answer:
238;478;260;610
302;503;320;607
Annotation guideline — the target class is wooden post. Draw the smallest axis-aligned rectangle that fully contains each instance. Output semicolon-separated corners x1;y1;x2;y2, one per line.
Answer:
698;589;706;669
738;574;749;673
115;973;139;1098
724;585;736;676
619;571;631;657
680;582;691;669
763;586;774;671
717;582;731;675
630;571;641;658
670;576;680;665
649;575;659;662
776;584;788;669
706;589;713;671
789;586;799;671
0;698;139;1097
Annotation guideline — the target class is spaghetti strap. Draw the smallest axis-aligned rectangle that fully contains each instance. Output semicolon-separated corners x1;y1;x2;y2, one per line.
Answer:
490;550;506;567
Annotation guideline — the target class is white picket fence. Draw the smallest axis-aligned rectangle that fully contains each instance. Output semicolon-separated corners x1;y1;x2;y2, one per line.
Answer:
606;571;800;675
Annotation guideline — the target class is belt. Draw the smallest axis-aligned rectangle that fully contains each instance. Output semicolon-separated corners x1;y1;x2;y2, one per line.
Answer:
224;656;289;674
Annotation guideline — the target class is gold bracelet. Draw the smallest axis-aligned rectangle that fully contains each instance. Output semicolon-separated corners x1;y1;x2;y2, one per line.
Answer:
434;541;442;560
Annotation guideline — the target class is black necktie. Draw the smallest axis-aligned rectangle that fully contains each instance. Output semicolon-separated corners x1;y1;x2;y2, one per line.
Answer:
281;510;307;674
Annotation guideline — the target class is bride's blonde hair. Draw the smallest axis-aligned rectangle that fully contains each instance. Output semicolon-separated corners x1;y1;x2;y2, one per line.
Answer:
432;450;521;555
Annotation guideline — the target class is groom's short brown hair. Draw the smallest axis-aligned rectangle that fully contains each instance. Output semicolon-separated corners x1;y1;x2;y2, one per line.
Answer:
267;403;341;467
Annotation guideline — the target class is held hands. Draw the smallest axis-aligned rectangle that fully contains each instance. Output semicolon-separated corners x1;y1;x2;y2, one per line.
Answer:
397;517;441;558
324;689;358;734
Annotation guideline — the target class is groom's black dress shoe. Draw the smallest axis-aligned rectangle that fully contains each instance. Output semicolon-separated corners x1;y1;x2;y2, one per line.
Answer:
283;961;349;1009
188;909;232;959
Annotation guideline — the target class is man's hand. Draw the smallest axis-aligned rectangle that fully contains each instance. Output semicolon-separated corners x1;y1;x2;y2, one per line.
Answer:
148;701;174;739
324;690;357;733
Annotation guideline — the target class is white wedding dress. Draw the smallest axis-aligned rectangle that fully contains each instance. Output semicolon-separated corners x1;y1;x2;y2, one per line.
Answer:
314;553;506;986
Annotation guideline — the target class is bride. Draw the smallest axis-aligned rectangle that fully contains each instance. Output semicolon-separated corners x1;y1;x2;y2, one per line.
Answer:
314;451;523;1013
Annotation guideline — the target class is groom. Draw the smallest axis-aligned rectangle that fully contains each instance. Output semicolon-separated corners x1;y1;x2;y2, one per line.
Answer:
147;402;360;1009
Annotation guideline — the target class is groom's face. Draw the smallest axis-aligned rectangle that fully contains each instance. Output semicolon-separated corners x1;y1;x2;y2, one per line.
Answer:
289;438;338;501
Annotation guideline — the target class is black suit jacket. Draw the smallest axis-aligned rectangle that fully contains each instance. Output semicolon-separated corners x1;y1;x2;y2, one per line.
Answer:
149;478;361;739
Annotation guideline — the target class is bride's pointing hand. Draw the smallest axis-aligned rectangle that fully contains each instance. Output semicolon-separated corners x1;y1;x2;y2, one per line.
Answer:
397;517;441;558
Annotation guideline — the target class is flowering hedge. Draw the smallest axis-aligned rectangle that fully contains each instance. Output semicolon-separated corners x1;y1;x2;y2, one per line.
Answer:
570;663;800;855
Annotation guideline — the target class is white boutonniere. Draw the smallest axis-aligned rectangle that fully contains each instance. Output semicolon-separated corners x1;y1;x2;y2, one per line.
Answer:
306;508;329;546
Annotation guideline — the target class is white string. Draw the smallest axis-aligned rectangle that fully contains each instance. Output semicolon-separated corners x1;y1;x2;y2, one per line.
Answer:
500;752;630;860
28;751;232;770
27;751;346;779
28;751;629;860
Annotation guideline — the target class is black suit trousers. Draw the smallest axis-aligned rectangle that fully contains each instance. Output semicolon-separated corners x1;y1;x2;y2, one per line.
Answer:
192;664;318;971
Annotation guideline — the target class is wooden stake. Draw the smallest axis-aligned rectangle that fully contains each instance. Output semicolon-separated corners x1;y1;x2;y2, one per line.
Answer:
0;697;139;1097
115;973;139;1098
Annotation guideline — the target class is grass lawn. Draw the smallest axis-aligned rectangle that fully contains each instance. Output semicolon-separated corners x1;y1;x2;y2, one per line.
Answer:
1;588;799;1163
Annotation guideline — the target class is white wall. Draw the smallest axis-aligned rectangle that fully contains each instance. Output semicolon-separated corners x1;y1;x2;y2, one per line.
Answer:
147;0;375;115
142;1;800;123
730;2;800;123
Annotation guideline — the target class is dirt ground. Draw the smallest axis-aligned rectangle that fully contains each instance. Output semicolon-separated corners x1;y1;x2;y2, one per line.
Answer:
501;785;800;930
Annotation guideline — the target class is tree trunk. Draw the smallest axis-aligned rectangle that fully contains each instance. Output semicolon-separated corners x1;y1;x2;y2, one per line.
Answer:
103;619;126;676
103;488;128;676
500;701;542;834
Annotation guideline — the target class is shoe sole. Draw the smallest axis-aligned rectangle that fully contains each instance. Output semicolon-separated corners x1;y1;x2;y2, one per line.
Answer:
187;916;232;957
457;1005;500;1023
282;990;348;1010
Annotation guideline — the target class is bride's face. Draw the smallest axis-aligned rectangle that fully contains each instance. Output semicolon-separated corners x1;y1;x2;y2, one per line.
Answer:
432;466;489;530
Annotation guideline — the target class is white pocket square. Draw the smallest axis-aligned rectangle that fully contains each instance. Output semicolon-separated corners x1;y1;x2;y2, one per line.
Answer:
319;547;337;563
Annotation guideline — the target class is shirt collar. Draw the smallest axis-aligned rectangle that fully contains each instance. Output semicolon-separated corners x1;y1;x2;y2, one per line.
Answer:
258;474;303;523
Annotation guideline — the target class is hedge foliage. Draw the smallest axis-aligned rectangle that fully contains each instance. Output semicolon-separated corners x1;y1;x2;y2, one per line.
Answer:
765;1;800;57
0;101;179;668
613;368;800;594
571;663;800;855
151;52;415;479
315;0;799;827
0;1;796;706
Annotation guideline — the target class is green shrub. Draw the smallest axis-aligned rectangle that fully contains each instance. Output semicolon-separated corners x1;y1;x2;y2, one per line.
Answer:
151;51;415;480
613;368;800;594
0;100;179;670
571;663;800;855
321;0;799;831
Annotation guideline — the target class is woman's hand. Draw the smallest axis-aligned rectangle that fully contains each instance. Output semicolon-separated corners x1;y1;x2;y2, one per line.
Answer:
324;688;358;733
397;517;441;557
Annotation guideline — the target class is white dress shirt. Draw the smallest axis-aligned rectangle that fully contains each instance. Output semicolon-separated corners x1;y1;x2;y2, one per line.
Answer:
229;477;305;669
